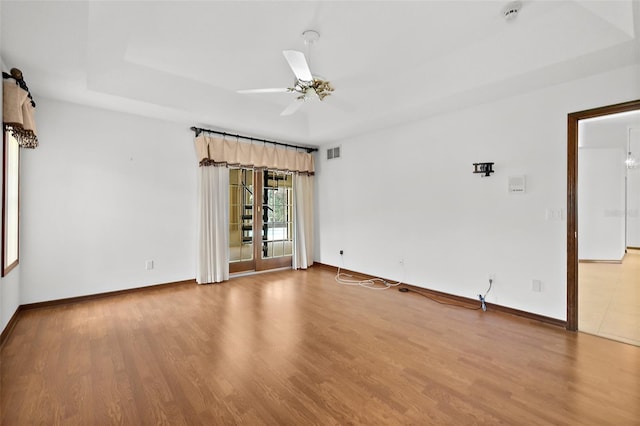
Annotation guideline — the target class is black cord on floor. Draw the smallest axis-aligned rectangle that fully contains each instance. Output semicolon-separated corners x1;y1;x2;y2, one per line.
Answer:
398;287;483;311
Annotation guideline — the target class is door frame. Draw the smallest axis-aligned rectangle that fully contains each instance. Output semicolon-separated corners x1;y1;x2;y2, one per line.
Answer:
566;99;640;331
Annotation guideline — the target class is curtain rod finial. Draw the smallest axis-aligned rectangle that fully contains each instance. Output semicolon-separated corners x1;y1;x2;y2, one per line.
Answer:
10;68;23;81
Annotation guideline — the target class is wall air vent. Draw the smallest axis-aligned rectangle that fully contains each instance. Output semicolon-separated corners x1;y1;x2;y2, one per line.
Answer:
327;146;341;160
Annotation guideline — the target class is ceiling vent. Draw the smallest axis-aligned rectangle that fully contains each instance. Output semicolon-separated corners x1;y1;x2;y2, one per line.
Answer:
327;146;341;160
503;1;522;21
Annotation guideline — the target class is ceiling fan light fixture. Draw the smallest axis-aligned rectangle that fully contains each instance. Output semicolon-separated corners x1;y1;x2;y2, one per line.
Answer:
311;79;334;101
239;30;333;115
293;82;305;93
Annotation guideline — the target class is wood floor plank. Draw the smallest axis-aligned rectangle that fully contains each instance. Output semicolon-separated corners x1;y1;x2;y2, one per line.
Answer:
2;267;639;424
579;248;640;345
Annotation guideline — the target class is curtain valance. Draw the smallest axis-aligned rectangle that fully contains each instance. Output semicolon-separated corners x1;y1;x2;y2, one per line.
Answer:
3;75;38;149
195;135;314;174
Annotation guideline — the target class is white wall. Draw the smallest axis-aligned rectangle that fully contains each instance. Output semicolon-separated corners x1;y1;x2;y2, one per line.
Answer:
0;52;22;333
19;98;197;304
579;121;634;149
578;148;626;260
315;64;640;320
578;117;640;255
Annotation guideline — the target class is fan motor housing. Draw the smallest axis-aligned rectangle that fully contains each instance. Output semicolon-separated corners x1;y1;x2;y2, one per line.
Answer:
302;30;320;45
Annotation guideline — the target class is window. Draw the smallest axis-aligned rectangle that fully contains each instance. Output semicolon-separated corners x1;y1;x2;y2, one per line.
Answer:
229;168;254;262
261;170;293;259
2;130;20;276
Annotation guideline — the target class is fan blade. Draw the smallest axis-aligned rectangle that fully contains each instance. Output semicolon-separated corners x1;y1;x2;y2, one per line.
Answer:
280;99;305;116
237;88;291;94
283;50;313;82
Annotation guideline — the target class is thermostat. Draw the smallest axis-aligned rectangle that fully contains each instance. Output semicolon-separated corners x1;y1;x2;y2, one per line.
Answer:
508;175;526;193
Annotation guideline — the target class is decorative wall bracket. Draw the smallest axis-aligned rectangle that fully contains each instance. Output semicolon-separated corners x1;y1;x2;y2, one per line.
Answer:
473;162;494;177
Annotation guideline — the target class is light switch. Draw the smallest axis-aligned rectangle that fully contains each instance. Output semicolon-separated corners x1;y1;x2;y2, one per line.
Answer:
546;208;564;221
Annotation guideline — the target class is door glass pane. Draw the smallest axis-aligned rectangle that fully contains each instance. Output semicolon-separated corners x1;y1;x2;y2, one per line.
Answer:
229;168;253;262
261;171;293;259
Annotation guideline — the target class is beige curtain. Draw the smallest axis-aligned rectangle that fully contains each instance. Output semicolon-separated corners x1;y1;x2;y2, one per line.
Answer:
197;165;229;284
195;133;315;278
195;135;314;174
3;80;38;148
292;173;314;270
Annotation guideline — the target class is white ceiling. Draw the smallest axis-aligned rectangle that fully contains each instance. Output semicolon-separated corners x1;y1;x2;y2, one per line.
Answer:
2;1;639;147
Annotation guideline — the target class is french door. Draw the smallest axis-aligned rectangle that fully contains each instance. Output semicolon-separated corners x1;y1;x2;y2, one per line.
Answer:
229;168;293;274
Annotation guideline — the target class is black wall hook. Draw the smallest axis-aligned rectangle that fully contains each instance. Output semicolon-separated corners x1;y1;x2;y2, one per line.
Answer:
473;162;494;177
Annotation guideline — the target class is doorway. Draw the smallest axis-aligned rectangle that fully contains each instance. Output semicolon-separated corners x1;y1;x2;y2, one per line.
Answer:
566;99;640;331
229;168;293;274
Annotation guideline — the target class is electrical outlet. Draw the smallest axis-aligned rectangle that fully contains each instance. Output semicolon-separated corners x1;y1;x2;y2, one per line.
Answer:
399;259;405;266
488;273;496;281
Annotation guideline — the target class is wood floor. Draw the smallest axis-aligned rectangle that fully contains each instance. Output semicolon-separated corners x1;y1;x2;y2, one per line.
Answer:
2;266;639;425
579;248;640;346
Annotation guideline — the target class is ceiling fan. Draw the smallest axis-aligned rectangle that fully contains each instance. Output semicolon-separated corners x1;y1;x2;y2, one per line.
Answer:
237;30;334;116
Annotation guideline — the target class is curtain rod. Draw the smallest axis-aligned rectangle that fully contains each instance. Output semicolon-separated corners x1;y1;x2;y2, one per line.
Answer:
190;126;318;153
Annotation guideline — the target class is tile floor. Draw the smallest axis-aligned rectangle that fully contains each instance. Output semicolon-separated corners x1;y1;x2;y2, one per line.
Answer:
579;249;640;346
